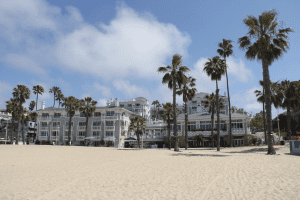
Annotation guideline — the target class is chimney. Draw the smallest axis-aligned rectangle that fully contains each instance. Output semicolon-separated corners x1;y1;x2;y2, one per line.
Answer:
41;101;45;110
115;98;119;107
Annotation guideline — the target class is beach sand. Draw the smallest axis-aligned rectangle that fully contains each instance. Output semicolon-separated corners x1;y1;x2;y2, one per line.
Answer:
0;145;299;200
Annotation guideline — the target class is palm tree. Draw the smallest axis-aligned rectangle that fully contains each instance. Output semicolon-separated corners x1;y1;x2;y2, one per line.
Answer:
79;97;98;146
13;85;31;144
238;9;294;154
204;93;224;148
157;54;190;152
56;90;64;108
62;96;82;145
159;103;178;149
5;98;19;143
19;108;31;144
129;115;147;149
156;103;162;120
33;85;44;111
49;86;60;107
217;39;234;147
203;56;226;151
176;75;197;150
152;100;159;120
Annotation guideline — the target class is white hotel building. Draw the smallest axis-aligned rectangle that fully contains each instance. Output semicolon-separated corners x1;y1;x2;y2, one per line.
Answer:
35;93;251;147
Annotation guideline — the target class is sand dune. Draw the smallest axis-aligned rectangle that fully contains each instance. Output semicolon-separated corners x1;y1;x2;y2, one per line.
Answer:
0;145;299;200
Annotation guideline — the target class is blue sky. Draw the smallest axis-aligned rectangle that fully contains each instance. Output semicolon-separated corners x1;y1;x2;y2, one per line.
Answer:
0;0;299;120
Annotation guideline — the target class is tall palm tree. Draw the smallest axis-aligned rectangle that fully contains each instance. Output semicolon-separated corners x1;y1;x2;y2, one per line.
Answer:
49;86;60;107
159;103;178;149
156;103;162;120
204;93;224;148
19;108;31;144
79;97;98;146
129;115;147;149
62;96;82;145
217;39;234;147
157;54;189;152
13;85;31;144
152;100;159;120
238;9;294;154
203;56;226;151
56;90;64;108
33;85;44;111
6;98;19;143
176;75;197;150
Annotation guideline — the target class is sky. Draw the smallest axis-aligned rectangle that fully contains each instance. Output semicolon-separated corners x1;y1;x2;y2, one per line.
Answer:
0;0;299;120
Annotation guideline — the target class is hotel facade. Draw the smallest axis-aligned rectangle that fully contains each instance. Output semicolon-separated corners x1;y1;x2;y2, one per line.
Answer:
34;93;251;147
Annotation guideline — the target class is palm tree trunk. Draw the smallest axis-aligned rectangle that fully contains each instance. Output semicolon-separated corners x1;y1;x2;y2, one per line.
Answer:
53;92;55;107
211;110;214;148
85;117;89;146
168;123;171;149
225;64;233;147
36;93;38;111
263;59;276;154
17;104;22;144
22;125;25;144
68;112;72;145
216;80;220;151
173;76;179;152
287;102;291;140
48;122;51;143
185;101;188;150
263;88;267;144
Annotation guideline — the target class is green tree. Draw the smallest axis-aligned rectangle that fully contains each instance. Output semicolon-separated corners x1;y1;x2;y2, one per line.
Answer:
33;85;44;111
176;75;197;150
157;54;189;152
204;93;224;148
151;100;159;120
156;102;162;120
5;98;19;143
217;38;234;147
56;90;64;108
203;56;226;151
159;102;178;149
238;9;294;154
13;85;31;144
129;115;147;149
79;97;98;146
49;86;60;107
62;96;82;145
18;108;31;144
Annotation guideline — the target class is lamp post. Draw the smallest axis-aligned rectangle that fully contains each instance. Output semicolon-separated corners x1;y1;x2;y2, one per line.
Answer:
277;108;280;143
56;124;60;145
5;123;7;145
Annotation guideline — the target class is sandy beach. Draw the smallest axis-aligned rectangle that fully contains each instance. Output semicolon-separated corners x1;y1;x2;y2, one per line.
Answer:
0;145;299;200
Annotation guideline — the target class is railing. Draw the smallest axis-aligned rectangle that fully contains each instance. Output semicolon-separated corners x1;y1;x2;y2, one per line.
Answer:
63;125;73;129
105;126;115;130
39;136;47;140
92;136;101;140
63;136;70;140
52;126;60;130
39;116;50;119
78;126;86;130
50;136;59;140
91;126;101;130
119;116;129;120
105;116;118;120
41;127;48;130
77;136;85;140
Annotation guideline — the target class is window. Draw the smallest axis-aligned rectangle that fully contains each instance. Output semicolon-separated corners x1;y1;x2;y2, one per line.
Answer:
94;112;101;117
65;122;73;126
106;121;113;126
93;121;101;126
93;131;100;136
80;112;86;117
206;124;212;130
41;122;47;127
192;107;197;110
64;131;69;136
78;131;85;136
128;104;132;107
54;113;61;118
170;124;181;131
106;131;113;136
79;122;86;126
106;111;114;116
200;125;206;130
42;113;49;117
53;122;60;127
41;131;47;136
136;104;140;106
52;131;59;136
188;124;197;131
120;104;124;107
192;101;197;104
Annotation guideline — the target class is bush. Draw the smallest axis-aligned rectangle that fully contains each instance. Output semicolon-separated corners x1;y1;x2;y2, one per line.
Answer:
99;139;105;145
35;140;40;144
243;135;255;146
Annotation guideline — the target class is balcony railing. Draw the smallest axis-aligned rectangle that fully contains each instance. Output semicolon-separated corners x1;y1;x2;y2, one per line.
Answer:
39;116;50;119
92;126;101;130
78;126;86;130
63;136;71;140
50;136;59;140
77;136;85;140
63;125;73;129
39;136;47;140
41;127;48;130
52;126;60;130
105;126;115;130
91;136;101;140
105;116;117;120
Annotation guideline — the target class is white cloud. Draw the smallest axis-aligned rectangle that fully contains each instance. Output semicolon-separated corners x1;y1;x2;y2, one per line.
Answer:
0;81;14;109
226;57;254;83
113;79;150;98
94;83;112;97
97;99;107;107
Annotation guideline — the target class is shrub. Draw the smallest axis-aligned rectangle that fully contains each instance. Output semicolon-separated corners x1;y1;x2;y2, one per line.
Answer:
35;140;40;144
243;135;255;146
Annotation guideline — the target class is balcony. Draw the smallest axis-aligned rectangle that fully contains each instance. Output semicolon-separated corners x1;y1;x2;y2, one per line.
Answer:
105;126;115;130
50;136;59;140
104;116;118;120
91;136;101;140
39;136;47;140
76;136;85;140
40;127;48;130
63;125;73;129
39;116;50;119
63;136;71;140
52;126;60;130
78;126;86;130
91;126;101;130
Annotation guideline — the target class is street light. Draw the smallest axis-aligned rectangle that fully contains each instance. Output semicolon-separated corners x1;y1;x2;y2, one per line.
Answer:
56;124;60;145
5;123;7;145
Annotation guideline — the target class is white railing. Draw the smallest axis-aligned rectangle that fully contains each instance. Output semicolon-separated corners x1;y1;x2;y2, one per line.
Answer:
40;127;48;130
92;136;101;140
39;136;47;140
52;126;60;130
119;116;129;120
105;126;115;130
63;136;71;140
63;125;73;129
78;126;86;130
91;126;101;130
77;136;85;140
104;116;118;120
50;136;59;140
